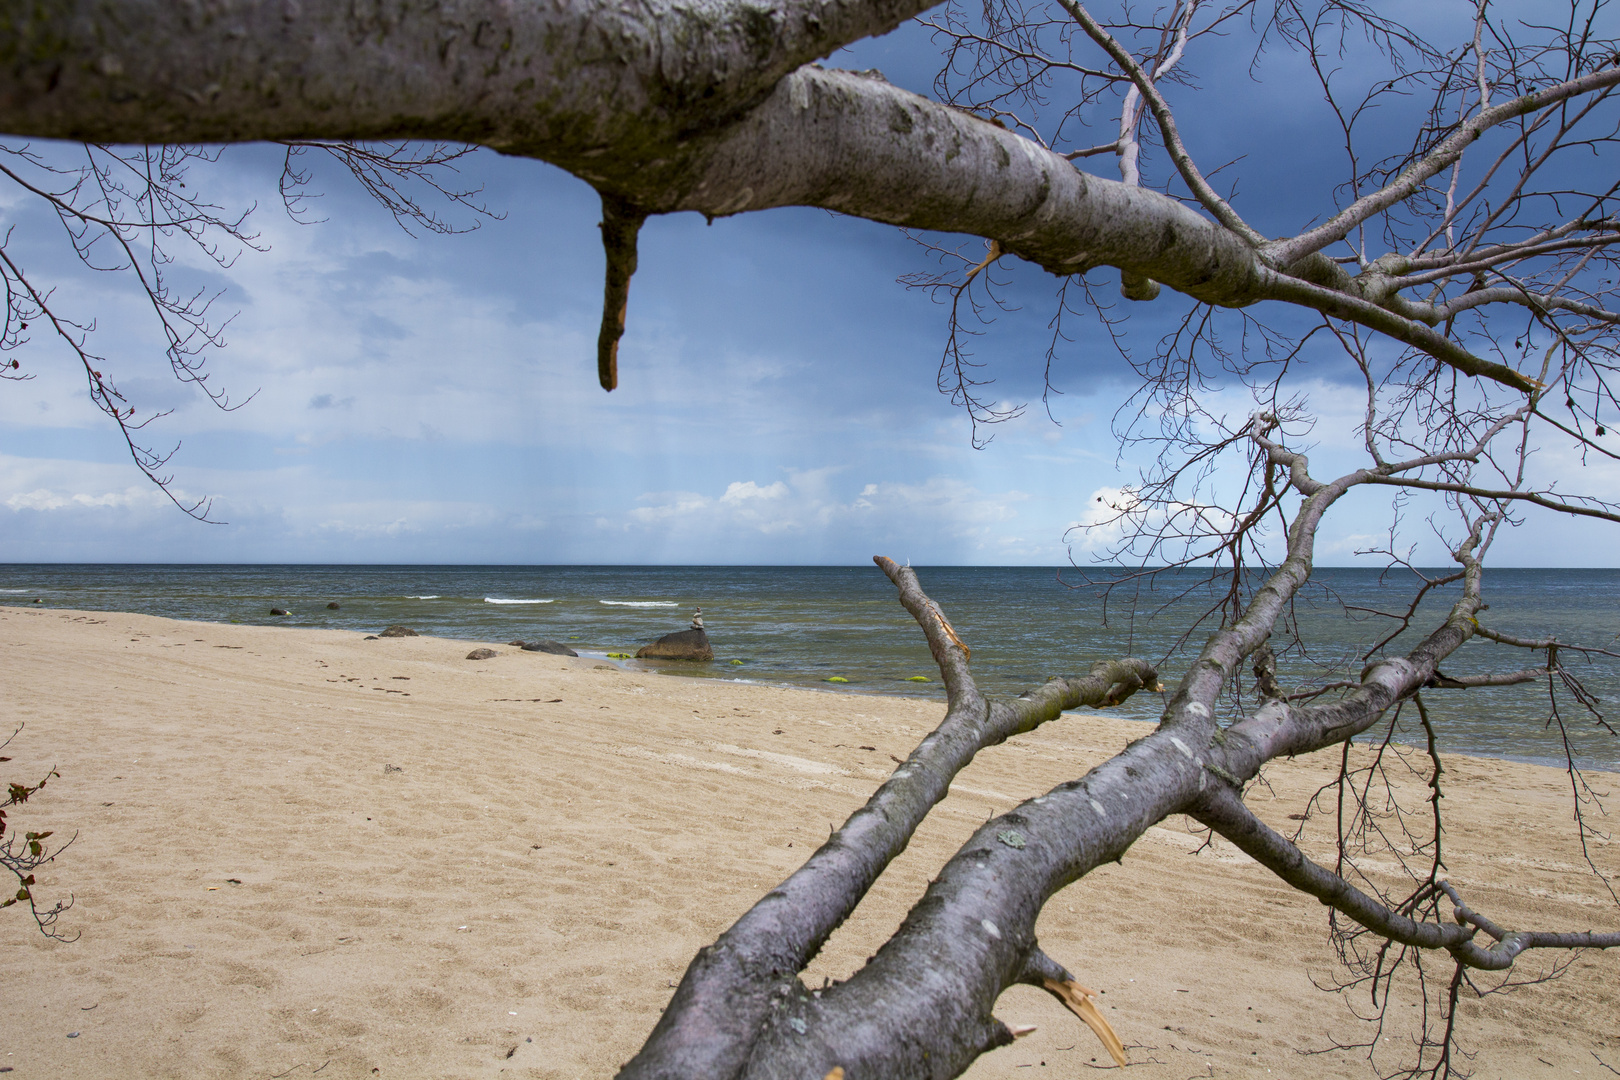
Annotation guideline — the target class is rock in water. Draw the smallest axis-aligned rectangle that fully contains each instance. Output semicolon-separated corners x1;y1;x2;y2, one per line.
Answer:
270;607;289;616
466;647;499;660
520;640;579;656
635;628;713;661
326;601;341;610
378;625;418;638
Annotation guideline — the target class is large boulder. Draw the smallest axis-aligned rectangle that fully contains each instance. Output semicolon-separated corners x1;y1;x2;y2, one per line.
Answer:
520;639;579;657
635;628;713;661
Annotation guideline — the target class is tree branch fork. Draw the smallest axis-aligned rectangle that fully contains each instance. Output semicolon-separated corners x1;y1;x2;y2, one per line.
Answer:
627;432;1618;1078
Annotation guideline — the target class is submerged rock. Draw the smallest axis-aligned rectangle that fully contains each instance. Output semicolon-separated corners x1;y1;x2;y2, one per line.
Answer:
378;625;418;638
326;601;341;610
635;628;713;662
269;607;289;616
521;640;578;657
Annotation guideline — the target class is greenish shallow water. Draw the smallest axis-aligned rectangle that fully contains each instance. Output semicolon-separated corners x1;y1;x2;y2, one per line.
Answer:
2;564;1615;771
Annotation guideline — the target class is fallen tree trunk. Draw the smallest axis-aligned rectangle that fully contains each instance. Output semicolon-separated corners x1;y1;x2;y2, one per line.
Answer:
622;444;1620;1079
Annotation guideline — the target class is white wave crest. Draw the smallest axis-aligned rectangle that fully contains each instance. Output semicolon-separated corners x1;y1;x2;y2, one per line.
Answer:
0;588;31;593
484;597;555;605
599;600;678;607
405;595;441;600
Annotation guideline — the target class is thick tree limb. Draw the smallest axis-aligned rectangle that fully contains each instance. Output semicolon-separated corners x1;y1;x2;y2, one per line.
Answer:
1192;786;1476;951
1361;476;1620;523
1192;786;1620;971
1212;524;1490;767
1258;270;1540;392
1474;625;1620;658
1424;667;1544;689
0;1;1564;395
0;0;933;154
618;557;1157;1079
1436;882;1620;969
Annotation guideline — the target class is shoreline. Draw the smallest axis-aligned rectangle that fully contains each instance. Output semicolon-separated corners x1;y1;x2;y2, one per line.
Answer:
2;605;1616;1078
11;596;1606;773
4;562;1616;774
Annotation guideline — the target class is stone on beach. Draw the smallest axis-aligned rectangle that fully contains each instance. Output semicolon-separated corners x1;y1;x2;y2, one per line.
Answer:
520;640;579;657
466;648;499;660
377;625;418;638
635;628;713;661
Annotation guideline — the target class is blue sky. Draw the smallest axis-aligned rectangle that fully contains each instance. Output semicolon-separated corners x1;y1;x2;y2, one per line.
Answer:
1;10;1616;566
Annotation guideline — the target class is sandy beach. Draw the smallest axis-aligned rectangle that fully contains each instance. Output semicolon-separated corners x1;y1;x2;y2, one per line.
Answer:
1;604;1615;1079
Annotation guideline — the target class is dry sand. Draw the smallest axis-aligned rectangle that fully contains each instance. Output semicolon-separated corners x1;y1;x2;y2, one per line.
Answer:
1;604;1616;1079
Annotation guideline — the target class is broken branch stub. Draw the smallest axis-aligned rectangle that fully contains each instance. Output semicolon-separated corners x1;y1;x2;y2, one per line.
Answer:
1043;979;1126;1067
597;194;647;391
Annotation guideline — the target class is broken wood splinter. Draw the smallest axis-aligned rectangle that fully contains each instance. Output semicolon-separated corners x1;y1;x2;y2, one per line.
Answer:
924;599;970;660
1042;977;1127;1067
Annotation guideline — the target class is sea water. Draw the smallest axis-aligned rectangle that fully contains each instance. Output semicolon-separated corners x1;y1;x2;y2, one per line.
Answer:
2;564;1615;771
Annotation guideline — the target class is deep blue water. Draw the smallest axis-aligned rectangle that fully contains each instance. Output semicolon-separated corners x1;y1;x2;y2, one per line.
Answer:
2;564;1616;771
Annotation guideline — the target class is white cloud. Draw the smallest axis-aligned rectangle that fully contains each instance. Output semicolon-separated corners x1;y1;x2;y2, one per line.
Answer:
630;494;711;526
846;477;1027;529
719;480;788;504
622;472;1036;555
5;486;171;512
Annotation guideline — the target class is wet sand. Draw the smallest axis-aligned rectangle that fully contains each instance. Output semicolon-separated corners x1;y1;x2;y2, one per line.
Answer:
1;605;1616;1078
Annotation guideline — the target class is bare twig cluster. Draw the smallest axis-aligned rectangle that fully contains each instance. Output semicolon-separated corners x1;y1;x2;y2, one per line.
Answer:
0;139;496;517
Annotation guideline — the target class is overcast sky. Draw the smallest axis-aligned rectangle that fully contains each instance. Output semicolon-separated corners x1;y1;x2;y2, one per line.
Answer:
2;10;1615;566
